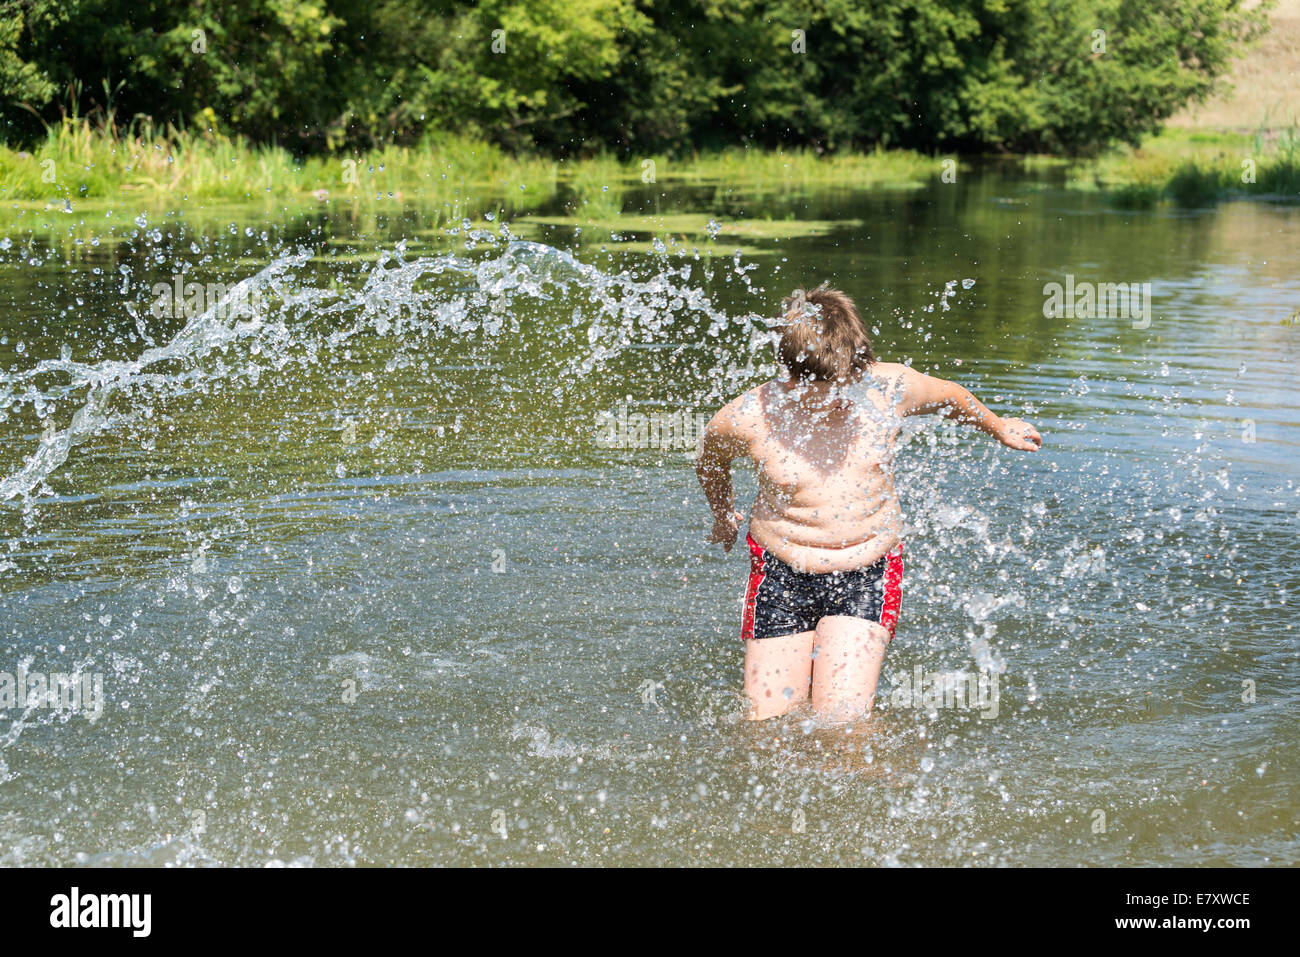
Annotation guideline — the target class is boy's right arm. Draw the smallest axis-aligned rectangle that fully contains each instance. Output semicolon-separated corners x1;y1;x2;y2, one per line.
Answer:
695;402;749;552
895;365;1042;451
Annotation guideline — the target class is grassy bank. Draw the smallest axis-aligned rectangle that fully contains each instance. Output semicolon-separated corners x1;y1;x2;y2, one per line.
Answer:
0;117;560;210
1;117;1297;230
0;116;932;213
1068;127;1300;207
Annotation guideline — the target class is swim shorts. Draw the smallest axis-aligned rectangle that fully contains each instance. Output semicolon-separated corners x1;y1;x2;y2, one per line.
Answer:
741;535;904;641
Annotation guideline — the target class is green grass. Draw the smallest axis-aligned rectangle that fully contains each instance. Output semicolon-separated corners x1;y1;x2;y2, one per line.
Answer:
1068;125;1300;207
0;122;941;259
0;118;564;217
663;147;935;188
3;114;1296;239
0;119;937;215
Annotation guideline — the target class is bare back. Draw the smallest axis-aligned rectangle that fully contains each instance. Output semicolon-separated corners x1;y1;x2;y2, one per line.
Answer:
721;363;910;572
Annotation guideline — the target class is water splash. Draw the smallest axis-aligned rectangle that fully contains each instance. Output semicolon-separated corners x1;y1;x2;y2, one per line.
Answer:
0;239;745;502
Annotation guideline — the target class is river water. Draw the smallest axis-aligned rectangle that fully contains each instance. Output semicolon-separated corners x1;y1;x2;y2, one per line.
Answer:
0;167;1296;865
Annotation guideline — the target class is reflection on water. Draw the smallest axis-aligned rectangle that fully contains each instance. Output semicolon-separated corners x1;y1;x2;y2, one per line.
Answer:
0;169;1296;865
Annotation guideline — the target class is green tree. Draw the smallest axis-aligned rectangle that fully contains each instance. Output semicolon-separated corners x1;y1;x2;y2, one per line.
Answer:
0;0;1273;155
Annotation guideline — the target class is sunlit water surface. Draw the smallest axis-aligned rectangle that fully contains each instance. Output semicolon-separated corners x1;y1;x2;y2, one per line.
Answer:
0;171;1296;865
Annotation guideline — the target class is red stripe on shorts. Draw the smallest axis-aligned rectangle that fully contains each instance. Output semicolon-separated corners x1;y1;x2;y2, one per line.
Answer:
879;543;904;641
741;535;766;640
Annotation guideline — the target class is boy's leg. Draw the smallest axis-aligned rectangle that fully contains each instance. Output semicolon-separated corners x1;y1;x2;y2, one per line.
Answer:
810;616;891;722
744;631;815;719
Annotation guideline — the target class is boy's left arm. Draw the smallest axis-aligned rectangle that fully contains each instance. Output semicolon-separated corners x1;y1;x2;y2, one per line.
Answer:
897;366;1042;451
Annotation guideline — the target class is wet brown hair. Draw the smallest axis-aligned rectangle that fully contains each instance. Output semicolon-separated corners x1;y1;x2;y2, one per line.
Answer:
776;285;875;383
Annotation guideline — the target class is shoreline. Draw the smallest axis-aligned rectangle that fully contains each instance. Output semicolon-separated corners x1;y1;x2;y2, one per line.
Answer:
2;125;1297;224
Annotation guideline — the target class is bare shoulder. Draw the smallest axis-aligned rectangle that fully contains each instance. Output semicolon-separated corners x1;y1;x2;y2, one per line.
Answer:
866;361;913;387
863;361;916;400
873;360;945;389
865;361;948;414
704;383;766;449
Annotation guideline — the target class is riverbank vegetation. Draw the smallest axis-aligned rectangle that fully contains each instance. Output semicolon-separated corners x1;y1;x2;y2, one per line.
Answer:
1070;127;1300;206
0;110;940;207
2;117;1296;220
0;1;1271;156
0;1;1293;218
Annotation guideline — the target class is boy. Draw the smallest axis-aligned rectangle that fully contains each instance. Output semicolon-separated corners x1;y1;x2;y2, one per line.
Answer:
696;285;1041;722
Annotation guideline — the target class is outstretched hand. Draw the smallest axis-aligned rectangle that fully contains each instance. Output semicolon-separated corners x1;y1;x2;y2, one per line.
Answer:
997;417;1043;451
708;510;744;552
